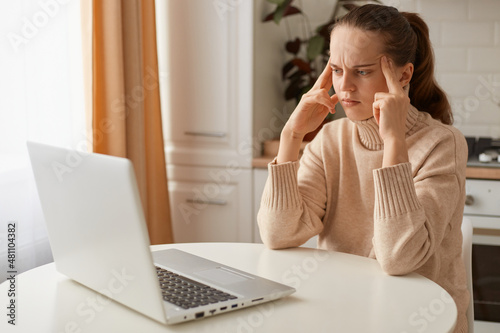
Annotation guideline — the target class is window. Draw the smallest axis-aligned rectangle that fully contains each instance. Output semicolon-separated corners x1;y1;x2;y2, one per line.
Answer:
0;0;86;282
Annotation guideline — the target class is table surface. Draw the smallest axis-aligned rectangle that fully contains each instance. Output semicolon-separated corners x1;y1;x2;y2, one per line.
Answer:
0;242;457;333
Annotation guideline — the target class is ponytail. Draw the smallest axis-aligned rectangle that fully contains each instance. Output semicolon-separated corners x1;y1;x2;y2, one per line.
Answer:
403;12;453;125
334;5;453;125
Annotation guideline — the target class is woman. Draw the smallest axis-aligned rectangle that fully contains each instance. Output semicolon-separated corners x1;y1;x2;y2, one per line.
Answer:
257;4;469;332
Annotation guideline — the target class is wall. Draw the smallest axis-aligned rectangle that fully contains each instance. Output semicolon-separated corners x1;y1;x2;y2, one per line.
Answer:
253;0;289;157
415;0;500;137
253;0;500;149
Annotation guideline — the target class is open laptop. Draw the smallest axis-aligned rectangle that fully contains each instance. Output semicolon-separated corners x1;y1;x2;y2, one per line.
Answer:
27;141;295;324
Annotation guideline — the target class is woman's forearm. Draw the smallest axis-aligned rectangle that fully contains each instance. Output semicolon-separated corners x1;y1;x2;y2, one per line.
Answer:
276;126;305;164
382;136;409;168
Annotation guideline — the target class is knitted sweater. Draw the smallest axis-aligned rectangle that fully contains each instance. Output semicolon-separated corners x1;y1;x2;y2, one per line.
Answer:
258;106;469;333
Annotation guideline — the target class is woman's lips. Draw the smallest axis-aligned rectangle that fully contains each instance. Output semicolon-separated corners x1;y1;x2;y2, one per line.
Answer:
342;99;360;107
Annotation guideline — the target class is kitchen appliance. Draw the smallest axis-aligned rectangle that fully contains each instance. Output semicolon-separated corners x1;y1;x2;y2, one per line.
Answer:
464;136;500;331
466;137;500;166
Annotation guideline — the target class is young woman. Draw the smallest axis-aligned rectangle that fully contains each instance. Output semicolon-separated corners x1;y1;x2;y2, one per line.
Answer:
258;5;469;332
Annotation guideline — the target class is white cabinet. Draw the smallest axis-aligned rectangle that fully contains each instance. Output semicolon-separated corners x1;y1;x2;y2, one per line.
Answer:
155;0;254;242
253;168;268;243
464;179;500;246
168;165;253;243
156;0;253;169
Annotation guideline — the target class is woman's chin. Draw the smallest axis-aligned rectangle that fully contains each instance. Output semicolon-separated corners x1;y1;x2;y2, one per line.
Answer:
343;106;373;122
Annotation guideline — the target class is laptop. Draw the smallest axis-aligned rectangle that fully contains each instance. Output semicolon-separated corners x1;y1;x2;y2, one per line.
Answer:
26;141;295;324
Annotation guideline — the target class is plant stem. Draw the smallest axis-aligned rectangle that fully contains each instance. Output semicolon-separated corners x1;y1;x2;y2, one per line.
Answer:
297;0;310;39
284;17;292;41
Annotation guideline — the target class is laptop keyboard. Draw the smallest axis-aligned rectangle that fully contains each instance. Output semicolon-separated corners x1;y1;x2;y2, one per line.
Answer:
156;266;238;309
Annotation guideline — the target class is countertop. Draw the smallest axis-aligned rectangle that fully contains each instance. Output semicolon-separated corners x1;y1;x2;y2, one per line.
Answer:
253;141;500;180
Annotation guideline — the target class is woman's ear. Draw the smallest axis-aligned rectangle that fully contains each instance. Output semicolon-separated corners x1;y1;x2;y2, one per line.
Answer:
400;63;414;88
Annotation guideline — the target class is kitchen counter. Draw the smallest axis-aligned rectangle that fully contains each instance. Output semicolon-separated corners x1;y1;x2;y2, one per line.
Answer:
253;141;500;180
465;156;500;179
253;140;309;169
465;166;500;180
252;156;274;168
254;157;500;179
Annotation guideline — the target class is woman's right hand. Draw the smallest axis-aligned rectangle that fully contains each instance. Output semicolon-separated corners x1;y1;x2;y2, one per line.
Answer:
277;62;339;163
284;61;339;140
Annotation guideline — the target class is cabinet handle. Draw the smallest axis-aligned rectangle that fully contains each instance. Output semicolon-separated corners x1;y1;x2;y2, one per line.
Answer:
184;131;226;138
186;199;228;206
465;195;474;206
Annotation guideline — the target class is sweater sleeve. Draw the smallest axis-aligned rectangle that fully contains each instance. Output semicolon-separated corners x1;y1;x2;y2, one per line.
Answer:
257;138;328;249
372;130;467;275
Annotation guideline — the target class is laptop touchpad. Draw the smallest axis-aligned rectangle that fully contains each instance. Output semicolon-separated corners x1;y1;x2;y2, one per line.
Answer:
194;267;252;285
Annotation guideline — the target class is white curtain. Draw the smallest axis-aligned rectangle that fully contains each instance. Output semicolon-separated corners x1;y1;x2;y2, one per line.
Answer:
0;0;86;283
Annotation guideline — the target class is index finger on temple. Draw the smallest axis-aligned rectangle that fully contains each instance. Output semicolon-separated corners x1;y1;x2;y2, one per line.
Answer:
313;60;333;91
381;56;401;93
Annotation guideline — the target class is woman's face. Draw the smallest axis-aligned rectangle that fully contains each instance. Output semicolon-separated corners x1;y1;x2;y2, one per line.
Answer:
329;26;391;121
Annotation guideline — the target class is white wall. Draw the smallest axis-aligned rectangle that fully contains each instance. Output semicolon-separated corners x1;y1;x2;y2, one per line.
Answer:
415;0;500;136
253;0;500;143
253;0;289;157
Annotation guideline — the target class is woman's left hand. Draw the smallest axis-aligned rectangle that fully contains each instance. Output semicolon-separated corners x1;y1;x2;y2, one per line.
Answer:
373;56;410;142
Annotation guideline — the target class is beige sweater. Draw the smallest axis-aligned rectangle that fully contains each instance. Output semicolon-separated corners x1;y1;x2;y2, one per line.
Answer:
258;106;469;333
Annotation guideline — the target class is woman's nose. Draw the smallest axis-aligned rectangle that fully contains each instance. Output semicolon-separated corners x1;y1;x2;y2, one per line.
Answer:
339;72;355;92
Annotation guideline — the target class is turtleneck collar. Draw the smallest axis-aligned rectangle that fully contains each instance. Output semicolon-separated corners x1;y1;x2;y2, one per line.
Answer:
352;105;420;151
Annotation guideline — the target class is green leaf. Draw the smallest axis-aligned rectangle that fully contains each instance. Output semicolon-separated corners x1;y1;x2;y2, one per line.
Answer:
307;35;325;61
273;0;292;24
266;0;287;5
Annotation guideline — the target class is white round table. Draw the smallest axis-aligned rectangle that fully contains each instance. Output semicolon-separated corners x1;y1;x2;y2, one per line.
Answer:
0;243;457;332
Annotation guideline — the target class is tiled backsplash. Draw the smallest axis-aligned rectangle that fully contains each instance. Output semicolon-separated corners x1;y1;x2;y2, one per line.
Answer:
409;0;500;135
309;0;500;134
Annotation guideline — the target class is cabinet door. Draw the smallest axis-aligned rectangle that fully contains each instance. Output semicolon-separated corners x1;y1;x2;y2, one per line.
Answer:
167;165;252;243
156;0;253;168
253;168;268;243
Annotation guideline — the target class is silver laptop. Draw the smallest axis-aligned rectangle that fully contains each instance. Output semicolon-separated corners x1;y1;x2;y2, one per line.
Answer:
27;141;295;325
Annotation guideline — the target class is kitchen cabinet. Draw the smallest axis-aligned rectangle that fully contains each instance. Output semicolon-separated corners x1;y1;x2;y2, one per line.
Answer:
464;166;500;244
167;165;252;243
155;0;254;242
156;0;253;169
464;178;500;245
252;168;267;244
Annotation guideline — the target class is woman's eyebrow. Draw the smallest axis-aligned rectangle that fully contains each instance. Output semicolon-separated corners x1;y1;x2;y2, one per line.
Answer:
329;62;377;68
353;63;376;68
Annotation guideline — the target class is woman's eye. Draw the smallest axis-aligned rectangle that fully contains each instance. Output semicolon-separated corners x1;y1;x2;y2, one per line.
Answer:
358;70;369;76
332;69;342;75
